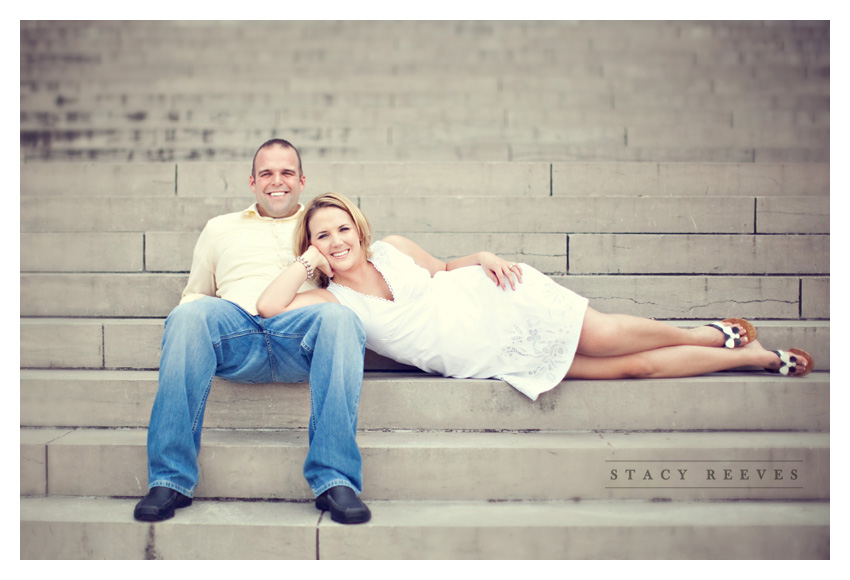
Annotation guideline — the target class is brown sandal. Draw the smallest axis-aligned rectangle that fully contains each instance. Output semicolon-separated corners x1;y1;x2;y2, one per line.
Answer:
707;318;758;348
765;349;814;377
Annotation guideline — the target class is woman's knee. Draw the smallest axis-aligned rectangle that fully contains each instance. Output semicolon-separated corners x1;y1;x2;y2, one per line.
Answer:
568;352;656;380
578;311;624;356
618;354;659;379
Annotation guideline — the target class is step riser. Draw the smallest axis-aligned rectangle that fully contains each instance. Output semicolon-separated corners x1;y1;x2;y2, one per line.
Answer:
20;373;831;432
20;195;829;235
318;505;830;560
19;274;831;321
22;145;830;164
19;162;830;199
20;497;830;560
34;109;827;130
17;109;832;131
19;126;830;149
20;321;832;372
24;430;829;501
20;229;832;274
20;497;317;560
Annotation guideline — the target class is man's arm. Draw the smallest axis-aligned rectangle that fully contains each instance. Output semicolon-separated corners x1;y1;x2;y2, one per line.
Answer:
179;226;217;305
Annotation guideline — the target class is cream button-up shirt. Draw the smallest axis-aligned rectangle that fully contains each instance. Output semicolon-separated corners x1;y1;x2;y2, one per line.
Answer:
179;203;316;316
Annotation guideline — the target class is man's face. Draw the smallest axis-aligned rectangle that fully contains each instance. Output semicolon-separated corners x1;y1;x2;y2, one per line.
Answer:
249;145;306;219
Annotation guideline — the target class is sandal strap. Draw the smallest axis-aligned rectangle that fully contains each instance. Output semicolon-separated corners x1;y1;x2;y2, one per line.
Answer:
707;322;743;349
768;350;798;376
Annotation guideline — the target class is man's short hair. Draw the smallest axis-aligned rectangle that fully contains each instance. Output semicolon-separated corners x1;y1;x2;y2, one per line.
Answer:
252;138;303;177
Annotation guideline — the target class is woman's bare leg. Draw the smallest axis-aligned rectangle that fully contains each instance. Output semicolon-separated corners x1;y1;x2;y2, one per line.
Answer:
576;307;751;358
566;340;809;380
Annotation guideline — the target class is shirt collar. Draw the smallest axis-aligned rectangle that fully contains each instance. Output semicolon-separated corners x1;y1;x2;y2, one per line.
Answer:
241;203;305;221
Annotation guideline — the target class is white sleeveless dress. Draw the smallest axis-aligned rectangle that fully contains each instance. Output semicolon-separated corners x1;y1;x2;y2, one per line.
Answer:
327;240;589;400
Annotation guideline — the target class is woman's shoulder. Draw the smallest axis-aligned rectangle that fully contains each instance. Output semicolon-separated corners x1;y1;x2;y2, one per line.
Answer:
374;237;418;264
376;235;419;259
378;235;413;250
371;237;401;257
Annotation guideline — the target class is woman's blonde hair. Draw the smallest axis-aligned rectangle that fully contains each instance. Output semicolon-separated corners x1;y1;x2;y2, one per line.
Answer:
293;192;374;288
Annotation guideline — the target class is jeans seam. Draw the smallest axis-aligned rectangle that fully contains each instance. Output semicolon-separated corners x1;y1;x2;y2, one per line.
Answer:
218;328;264;341
262;331;277;382
190;375;215;433
308;376;318;435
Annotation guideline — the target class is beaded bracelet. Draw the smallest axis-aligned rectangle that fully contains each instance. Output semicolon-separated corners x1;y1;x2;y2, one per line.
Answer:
295;255;315;280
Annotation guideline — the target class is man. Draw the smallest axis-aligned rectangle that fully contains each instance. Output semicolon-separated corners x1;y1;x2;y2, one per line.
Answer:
133;138;370;525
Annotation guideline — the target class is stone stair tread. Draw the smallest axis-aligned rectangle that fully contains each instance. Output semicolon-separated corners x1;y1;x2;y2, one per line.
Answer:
33;425;830;449
25;428;829;501
20;496;829;559
20;369;831;431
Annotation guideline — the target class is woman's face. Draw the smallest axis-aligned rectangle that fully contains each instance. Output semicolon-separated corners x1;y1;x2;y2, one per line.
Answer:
308;206;364;272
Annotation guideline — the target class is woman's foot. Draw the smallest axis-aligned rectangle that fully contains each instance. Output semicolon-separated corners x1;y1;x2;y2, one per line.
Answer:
693;318;756;348
763;347;814;377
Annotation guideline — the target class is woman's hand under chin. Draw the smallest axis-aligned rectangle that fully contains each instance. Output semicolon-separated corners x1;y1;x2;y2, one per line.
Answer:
303;244;335;279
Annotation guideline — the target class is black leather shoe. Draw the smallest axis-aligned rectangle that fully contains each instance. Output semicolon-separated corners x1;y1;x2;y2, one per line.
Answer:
316;486;371;524
134;486;193;522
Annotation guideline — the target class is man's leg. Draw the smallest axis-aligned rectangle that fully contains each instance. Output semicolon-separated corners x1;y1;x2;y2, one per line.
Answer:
138;297;271;520
263;303;370;523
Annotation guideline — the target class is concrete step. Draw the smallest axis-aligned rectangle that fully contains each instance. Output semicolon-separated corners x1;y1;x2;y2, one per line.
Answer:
20;230;830;274
19;271;831;321
18;125;830;151
21;22;829;75
20;83;830;109
21;143;829;164
20;194;828;235
21;43;829;82
19;161;830;198
21;106;830;130
19;318;830;371
22;428;829;502
19;369;830;431
21;21;828;164
20;496;829;559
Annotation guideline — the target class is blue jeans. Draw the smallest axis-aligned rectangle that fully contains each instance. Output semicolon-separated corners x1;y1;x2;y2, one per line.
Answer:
145;297;366;498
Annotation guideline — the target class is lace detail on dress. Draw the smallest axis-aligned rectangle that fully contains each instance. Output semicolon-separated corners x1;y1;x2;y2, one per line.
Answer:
501;322;572;381
498;275;584;388
328;247;396;303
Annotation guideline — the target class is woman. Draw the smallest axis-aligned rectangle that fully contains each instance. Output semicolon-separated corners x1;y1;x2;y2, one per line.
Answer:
257;193;813;401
